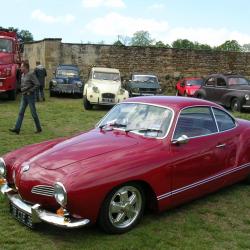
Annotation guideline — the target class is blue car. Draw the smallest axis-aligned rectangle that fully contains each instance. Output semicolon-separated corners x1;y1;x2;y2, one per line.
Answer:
49;65;83;97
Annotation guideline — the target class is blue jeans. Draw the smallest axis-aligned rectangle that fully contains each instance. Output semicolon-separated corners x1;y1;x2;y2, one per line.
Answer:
14;93;42;131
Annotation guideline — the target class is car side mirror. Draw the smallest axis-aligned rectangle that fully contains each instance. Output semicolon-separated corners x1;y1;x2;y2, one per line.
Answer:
171;135;189;145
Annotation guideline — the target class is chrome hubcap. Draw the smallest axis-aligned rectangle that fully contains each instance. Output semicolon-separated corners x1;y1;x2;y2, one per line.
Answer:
109;186;142;228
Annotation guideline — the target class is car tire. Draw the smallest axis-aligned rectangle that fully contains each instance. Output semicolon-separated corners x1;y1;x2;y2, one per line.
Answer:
8;89;16;100
196;93;204;99
83;95;93;110
231;98;242;112
99;183;145;234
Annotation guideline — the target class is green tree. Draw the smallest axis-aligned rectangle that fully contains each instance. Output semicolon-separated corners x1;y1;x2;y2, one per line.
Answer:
113;40;125;46
216;40;242;52
6;27;33;42
130;30;154;46
154;41;170;48
172;39;195;49
193;42;212;50
242;43;250;52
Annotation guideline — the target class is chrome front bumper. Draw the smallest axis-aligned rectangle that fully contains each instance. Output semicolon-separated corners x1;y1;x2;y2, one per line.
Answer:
0;183;90;228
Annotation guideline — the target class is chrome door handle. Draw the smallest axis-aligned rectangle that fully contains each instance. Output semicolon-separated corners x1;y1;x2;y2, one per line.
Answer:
216;143;226;148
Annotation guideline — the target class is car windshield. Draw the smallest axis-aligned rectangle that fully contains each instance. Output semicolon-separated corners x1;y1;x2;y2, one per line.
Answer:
133;75;158;83
0;38;12;53
228;77;249;86
187;79;203;86
98;103;173;138
56;69;79;78
93;72;120;81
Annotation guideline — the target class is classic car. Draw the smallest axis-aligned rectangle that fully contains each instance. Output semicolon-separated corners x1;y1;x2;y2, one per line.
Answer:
124;74;161;97
1;96;250;234
176;77;203;96
194;73;250;112
83;67;129;110
49;65;83;97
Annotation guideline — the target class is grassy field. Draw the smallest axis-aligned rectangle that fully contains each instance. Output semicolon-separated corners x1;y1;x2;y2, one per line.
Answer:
1;92;250;250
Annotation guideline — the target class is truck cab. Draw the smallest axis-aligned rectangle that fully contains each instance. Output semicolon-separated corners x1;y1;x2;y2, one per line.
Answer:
0;29;21;100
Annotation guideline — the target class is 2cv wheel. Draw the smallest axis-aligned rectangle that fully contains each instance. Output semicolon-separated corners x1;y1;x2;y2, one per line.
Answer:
99;183;145;234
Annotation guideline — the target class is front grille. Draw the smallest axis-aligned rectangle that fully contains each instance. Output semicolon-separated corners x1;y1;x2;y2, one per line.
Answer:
31;185;54;197
102;93;115;98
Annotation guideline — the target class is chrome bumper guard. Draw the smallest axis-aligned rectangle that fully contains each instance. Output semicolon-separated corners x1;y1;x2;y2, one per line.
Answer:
0;183;90;228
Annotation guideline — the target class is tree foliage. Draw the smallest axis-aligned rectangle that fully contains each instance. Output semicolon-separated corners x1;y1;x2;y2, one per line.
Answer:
242;43;250;52
130;30;154;46
216;40;242;52
0;26;34;42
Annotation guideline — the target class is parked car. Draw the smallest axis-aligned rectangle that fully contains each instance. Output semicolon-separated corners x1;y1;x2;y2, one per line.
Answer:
1;96;250;234
124;74;161;96
194;73;250;112
83;67;128;110
176;77;203;96
49;65;83;97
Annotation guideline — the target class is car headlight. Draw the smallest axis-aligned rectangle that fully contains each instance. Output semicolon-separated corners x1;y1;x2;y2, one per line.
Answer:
119;88;125;95
52;80;57;86
54;182;67;207
92;86;99;93
0;158;6;178
76;81;83;88
245;94;250;101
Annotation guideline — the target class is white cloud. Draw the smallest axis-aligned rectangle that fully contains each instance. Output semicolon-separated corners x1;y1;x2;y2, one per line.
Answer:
84;12;168;38
82;0;125;8
164;27;250;46
31;9;75;24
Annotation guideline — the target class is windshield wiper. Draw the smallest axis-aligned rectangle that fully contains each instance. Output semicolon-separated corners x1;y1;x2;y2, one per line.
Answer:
99;122;127;130
125;128;162;133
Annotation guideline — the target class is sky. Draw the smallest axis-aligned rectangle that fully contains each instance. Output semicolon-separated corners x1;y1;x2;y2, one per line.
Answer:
1;0;250;46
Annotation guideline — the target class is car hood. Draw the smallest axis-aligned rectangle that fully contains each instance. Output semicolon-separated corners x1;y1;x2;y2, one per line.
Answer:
53;77;81;84
128;81;160;89
91;80;122;92
0;53;13;65
28;129;138;170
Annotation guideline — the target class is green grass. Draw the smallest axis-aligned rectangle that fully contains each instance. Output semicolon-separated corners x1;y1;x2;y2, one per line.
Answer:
1;92;250;250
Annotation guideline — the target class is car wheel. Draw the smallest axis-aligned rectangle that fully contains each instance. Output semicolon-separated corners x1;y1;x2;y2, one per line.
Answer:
196;93;204;99
99;183;145;234
231;98;242;112
83;95;93;110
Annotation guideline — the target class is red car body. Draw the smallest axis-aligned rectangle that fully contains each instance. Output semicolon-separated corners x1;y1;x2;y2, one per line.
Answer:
176;77;203;96
1;96;250;233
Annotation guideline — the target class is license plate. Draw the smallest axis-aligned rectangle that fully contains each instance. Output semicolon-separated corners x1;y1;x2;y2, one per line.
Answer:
10;202;33;228
102;98;114;103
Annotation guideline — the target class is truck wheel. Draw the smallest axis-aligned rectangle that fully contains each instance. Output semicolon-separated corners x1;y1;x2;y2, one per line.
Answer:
231;98;242;112
8;89;16;100
83;95;93;110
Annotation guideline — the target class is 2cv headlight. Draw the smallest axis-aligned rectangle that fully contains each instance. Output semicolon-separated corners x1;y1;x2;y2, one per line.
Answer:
54;182;67;207
0;158;7;178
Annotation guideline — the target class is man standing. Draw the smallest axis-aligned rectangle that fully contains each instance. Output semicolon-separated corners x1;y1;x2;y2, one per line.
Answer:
9;61;42;134
34;61;47;101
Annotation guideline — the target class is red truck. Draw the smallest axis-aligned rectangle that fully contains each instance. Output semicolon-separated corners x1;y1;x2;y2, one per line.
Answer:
0;29;21;100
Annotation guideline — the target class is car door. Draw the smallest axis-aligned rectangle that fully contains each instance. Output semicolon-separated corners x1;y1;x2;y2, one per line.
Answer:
213;77;228;104
169;106;232;205
203;77;216;100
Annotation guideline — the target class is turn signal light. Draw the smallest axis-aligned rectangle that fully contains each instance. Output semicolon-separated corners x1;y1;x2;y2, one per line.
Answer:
56;207;64;216
0;178;6;185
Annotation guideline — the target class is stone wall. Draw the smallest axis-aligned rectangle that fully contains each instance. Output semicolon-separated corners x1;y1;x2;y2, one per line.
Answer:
23;39;250;92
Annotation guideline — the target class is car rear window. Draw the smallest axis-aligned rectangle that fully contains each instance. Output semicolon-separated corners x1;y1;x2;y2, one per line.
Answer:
212;108;236;131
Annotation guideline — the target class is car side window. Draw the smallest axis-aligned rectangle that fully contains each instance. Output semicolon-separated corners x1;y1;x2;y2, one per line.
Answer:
173;107;218;139
216;78;227;87
205;77;216;86
212;108;236;131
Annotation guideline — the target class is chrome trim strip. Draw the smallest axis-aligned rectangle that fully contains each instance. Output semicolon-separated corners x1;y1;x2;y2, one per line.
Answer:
157;162;250;201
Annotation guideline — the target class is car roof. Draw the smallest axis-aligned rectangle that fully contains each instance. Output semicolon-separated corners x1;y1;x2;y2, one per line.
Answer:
181;77;203;80
92;67;120;73
206;73;245;79
57;64;79;70
124;96;223;111
132;73;157;77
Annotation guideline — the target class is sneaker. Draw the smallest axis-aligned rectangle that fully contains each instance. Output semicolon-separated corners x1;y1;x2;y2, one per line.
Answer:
9;128;20;134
